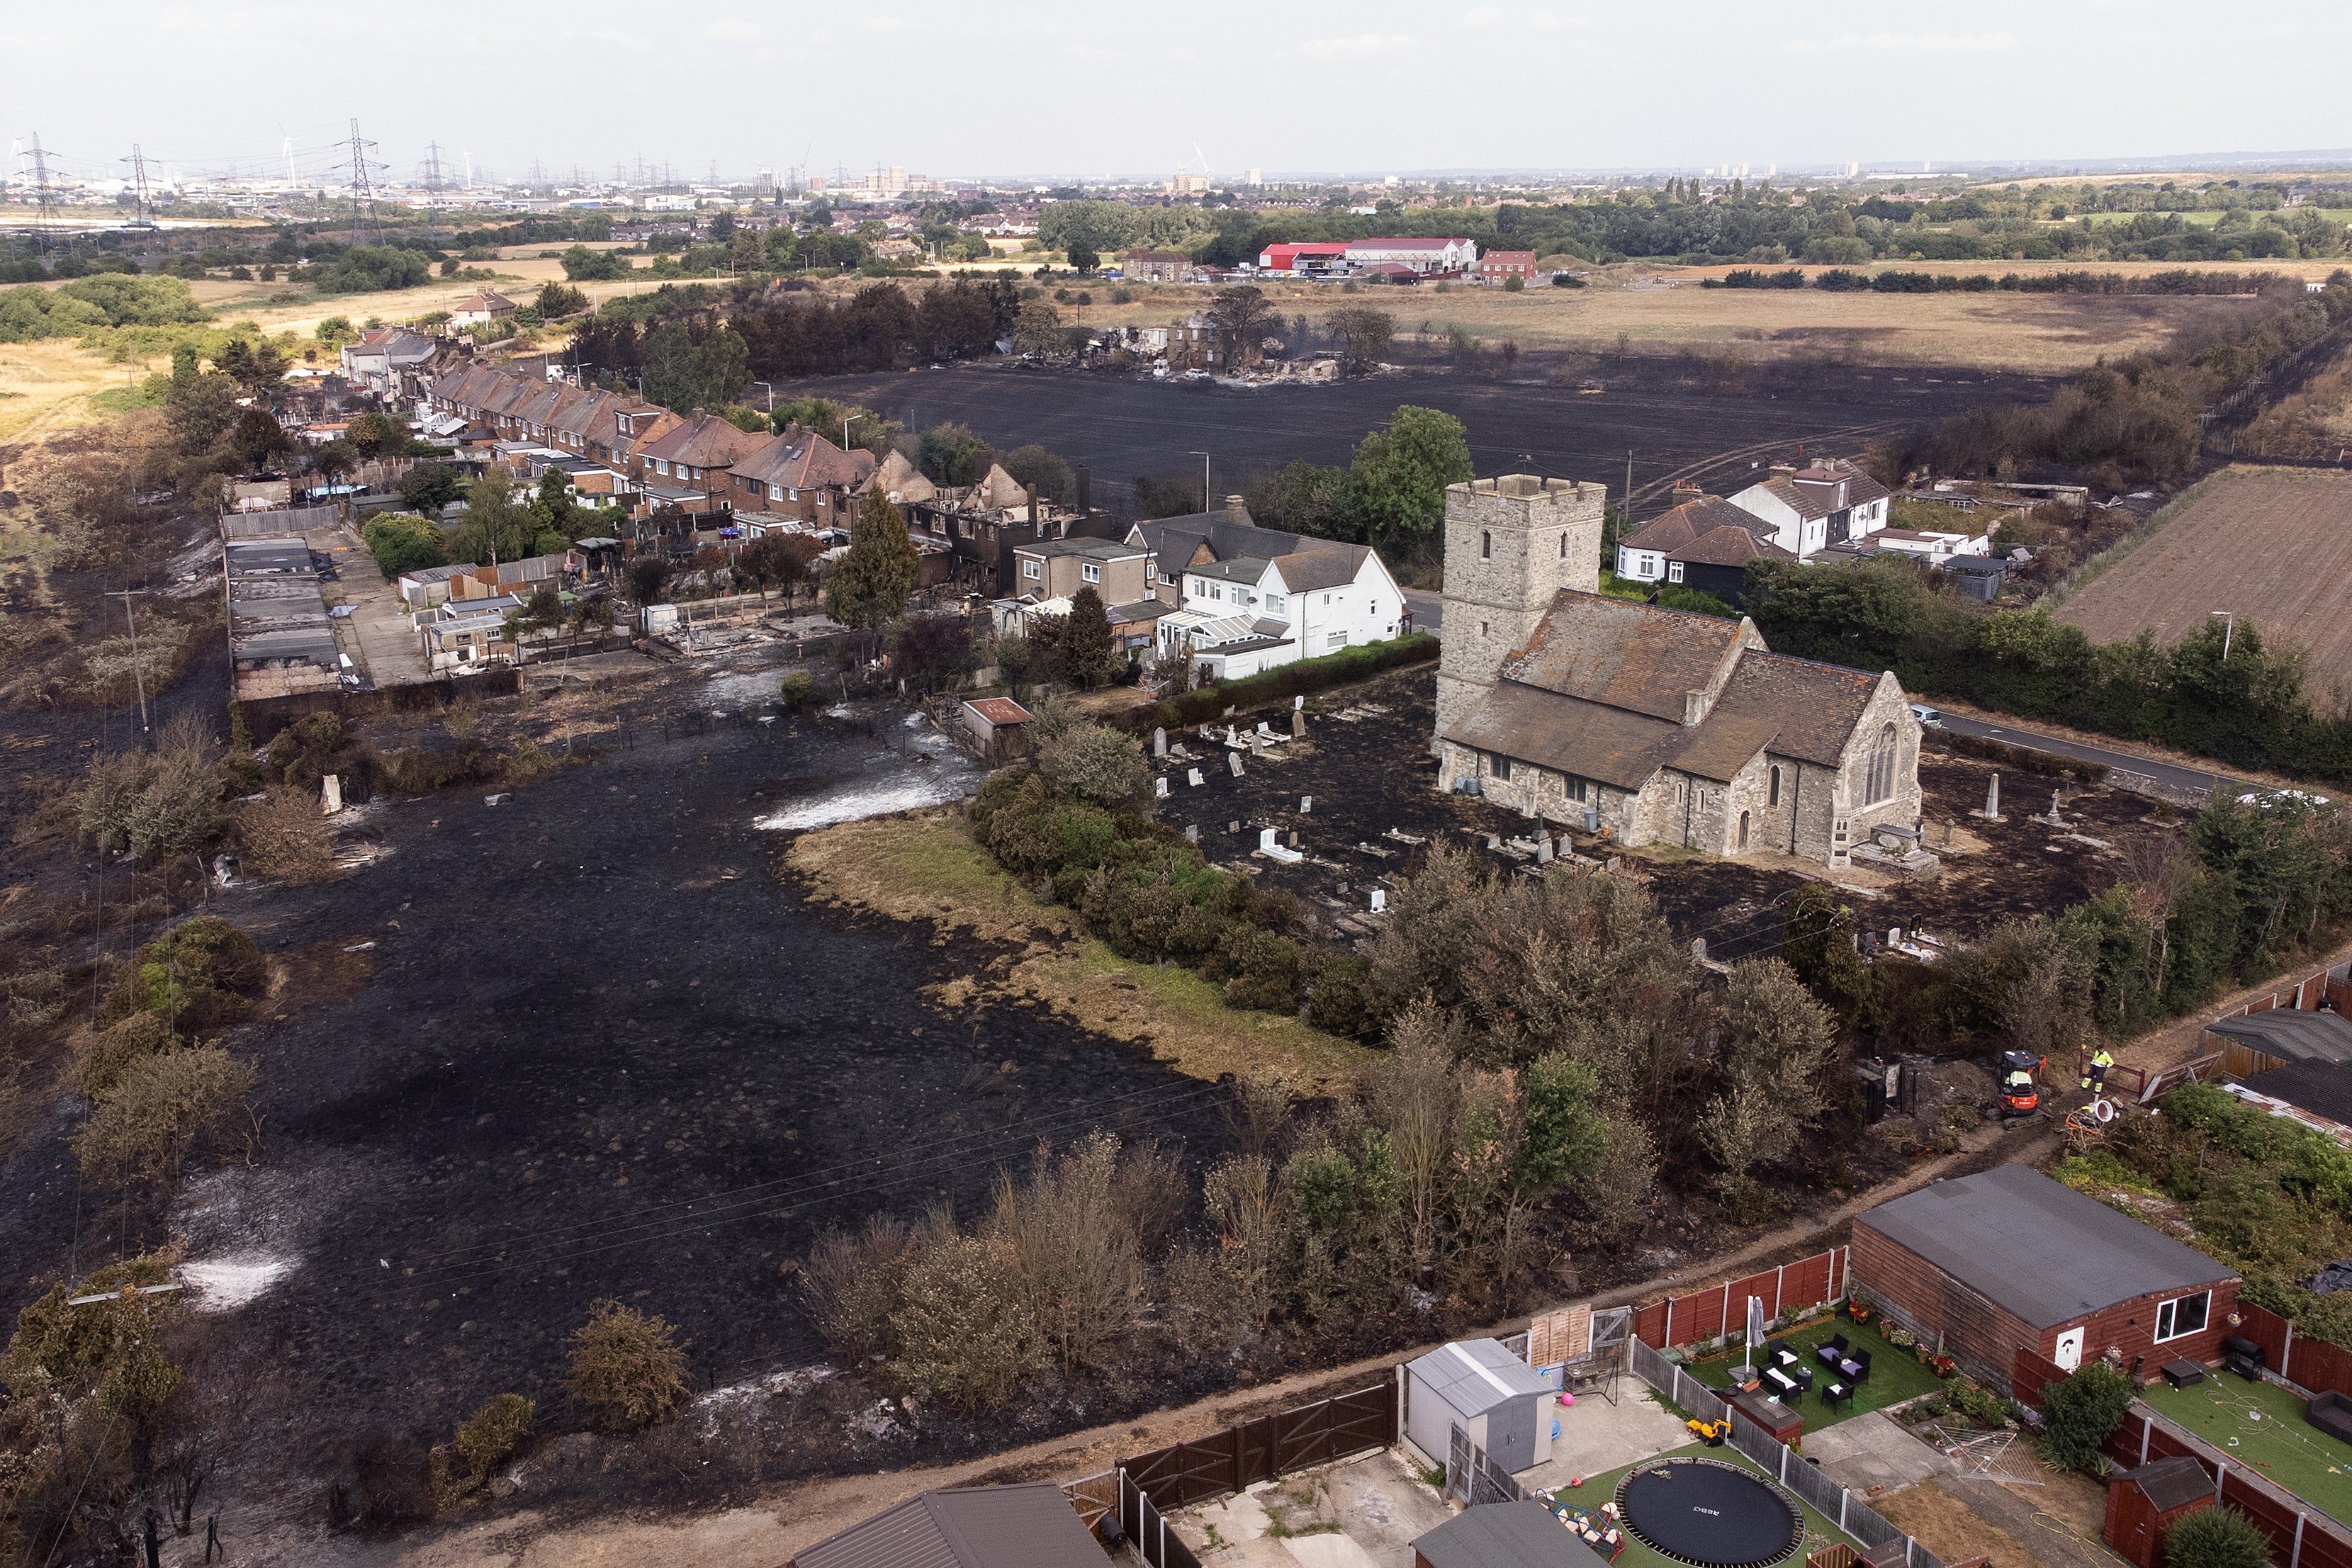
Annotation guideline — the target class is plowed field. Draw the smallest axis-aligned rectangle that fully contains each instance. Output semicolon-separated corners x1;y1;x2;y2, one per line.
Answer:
2056;468;2352;682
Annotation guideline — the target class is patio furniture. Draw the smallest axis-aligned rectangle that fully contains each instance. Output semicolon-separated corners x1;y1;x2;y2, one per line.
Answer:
1815;1334;1850;1371
1765;1367;1798;1398
1791;1365;1814;1395
1766;1338;1792;1364
1838;1347;1872;1382
1822;1380;1854;1410
2311;1390;2352;1444
2160;1358;2206;1390
2226;1352;2263;1382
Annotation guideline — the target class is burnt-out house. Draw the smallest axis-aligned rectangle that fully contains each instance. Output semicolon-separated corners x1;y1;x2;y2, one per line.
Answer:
1852;1166;2240;1392
906;462;1115;594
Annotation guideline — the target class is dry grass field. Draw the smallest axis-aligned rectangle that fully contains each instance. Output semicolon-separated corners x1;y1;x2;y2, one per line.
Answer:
2054;468;2352;686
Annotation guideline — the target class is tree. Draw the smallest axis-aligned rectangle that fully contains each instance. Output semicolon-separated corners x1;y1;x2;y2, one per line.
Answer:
707;210;737;242
1001;444;1074;507
230;409;289;470
824;488;919;636
2161;1509;2273;1568
395;461;462;514
626;551;672;605
1065;244;1099;273
563;1300;690;1433
887;1236;1047;1411
917;423;994;487
1327;306;1395;377
163;346;240;453
536;281;588;318
312;439;357;485
1699;959;1839;1195
1010;298;1066;359
1348;405;1473;556
2039;1361;2133;1471
558;245;632;282
1208;284;1275;367
346;411;400;458
1052;585;1122;688
450;468;534;566
737;532;818;604
361;512;444;575
892;612;975;693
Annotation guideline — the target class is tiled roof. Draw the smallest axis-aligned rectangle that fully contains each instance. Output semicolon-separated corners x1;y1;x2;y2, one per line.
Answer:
1675;524;1795;568
638;413;771;471
1502;592;1750;723
1619;495;1759;554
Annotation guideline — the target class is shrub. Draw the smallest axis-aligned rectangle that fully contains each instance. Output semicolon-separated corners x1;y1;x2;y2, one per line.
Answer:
799;1215;915;1363
80;1010;178;1098
780;670;817;711
74;1046;257;1191
887;1236;1047;1411
107;915;267;1032
432;1394;534;1507
2039;1362;2132;1471
1214;925;1302;1013
237;786;337;883
1149;633;1436;731
564;1299;690;1433
2162;1508;2271;1568
1038;722;1149;811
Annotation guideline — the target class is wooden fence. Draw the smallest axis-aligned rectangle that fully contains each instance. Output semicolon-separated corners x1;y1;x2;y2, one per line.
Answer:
1118;1384;1396;1513
1631;1246;1848;1348
2227;1300;2352;1403
2012;1347;2352;1568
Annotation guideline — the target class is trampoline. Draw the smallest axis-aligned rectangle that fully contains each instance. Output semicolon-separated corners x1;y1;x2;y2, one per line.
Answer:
1615;1458;1802;1568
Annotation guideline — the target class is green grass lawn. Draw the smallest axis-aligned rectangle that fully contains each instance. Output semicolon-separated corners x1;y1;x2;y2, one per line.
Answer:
1685;1316;1947;1431
1541;1440;1859;1568
2141;1374;2352;1526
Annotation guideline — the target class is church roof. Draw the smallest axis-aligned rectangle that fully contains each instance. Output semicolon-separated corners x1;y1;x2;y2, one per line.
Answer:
1445;592;1889;786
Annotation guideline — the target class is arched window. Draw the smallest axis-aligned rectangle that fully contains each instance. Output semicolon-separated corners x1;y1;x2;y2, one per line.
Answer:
1864;722;1898;805
1769;766;1782;807
1738;810;1750;851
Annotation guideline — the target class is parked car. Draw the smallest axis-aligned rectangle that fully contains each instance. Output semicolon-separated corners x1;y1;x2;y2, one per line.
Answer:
1909;704;1942;728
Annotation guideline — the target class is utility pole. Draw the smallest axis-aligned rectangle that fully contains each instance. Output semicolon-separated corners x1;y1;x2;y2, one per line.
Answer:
121;144;155;225
422;141;447;194
1190;451;1211;512
344;118;378;247
26;134;60;245
104;587;154;736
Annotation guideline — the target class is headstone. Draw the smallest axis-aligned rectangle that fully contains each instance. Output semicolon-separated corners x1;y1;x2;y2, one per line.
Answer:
320;774;343;815
1288;830;1299;848
1257;719;1275;736
1889;927;1902;949
1259;828;1277;852
1200;724;1213;740
1300;796;1312;814
1229;752;1244;777
1226;724;1239;747
1223;705;1236;718
1251;733;1264;757
1692;937;1708;963
1537;836;1554;864
1154;727;1167;757
1485;835;1502;850
1292;709;1306;738
1230;820;1240;833
1185;824;1199;842
1188;768;1204;787
1155;776;1169;799
1986;773;2001;818
1293;695;1305;711
1371;889;1388;913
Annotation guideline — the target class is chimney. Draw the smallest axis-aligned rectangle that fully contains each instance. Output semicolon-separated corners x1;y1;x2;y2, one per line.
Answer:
1225;494;1248;524
1769;463;1797;479
1683;689;1706;727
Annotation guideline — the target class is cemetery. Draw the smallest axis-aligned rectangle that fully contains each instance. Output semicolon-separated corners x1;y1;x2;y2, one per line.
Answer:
1151;664;2174;959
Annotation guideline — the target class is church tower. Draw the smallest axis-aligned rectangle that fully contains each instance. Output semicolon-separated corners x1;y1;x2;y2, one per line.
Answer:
1434;474;1607;742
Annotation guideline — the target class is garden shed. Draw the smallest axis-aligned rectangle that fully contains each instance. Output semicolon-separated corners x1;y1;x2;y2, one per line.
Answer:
1851;1166;2239;1394
959;697;1033;762
2102;1455;2215;1568
1416;1500;1612;1568
1402;1338;1557;1477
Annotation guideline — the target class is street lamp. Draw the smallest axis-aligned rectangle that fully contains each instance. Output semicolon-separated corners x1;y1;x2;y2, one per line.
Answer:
845;412;867;451
752;380;773;413
1188;450;1210;514
2211;609;2235;661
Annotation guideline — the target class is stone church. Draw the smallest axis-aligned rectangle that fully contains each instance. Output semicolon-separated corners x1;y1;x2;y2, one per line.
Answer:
1434;474;1923;868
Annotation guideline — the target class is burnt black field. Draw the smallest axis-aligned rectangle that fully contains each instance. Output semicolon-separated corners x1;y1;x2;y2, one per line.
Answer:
0;702;1236;1443
782;359;2052;507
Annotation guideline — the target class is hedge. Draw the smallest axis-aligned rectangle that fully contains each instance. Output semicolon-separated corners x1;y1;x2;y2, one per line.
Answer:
1137;633;1437;733
1935;730;2110;785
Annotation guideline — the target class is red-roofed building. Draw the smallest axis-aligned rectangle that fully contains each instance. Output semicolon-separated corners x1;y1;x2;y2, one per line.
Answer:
1258;242;1351;275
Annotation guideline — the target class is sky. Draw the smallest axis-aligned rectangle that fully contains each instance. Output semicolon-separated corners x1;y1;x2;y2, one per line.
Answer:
9;0;2348;188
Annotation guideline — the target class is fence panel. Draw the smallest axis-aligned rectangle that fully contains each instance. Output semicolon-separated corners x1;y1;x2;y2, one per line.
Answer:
2010;1347;2069;1409
1063;1470;1118;1533
1632;1246;1850;1348
2100;1404;2352;1568
1121;1470;1203;1568
1124;1436;1237;1511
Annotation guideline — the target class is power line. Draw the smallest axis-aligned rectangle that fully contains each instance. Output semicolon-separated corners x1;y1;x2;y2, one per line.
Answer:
343;118;378;247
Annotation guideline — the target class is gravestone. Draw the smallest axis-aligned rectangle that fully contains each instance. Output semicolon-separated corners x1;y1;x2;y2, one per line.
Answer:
1692;937;1708;963
1537;835;1553;864
1188;768;1204;787
1293;709;1307;738
1230;820;1240;833
1371;889;1388;913
1155;776;1169;799
1251;733;1264;757
1229;752;1245;777
321;774;343;815
1226;724;1239;746
1985;773;2001;819
1259;828;1277;852
1288;830;1299;848
1293;695;1304;710
1154;728;1167;757
1485;835;1502;850
1185;824;1199;842
1301;796;1312;814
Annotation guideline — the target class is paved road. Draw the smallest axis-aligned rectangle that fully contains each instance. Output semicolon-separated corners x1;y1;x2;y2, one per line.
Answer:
1935;711;2244;799
1402;587;1444;633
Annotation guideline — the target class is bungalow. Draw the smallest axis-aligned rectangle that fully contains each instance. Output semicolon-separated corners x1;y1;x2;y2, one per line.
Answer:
1726;460;1892;559
1853;1164;2240;1391
449;290;518;329
1613;494;1794;607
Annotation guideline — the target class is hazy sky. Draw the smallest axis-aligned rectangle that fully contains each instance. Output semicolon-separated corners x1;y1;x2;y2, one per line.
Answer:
11;0;2346;187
